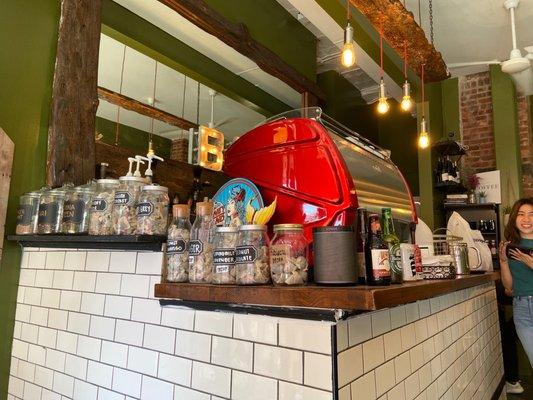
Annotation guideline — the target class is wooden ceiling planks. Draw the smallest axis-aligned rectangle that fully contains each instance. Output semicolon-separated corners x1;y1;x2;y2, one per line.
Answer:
349;0;448;82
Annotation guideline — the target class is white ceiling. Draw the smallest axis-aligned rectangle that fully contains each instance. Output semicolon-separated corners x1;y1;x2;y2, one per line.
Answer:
405;0;533;76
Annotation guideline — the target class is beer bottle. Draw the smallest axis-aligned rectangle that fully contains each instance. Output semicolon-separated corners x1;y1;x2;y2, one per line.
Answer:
364;214;391;285
382;207;403;284
356;207;368;284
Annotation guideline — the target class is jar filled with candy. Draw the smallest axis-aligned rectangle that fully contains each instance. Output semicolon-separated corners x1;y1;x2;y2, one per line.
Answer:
189;201;215;283
16;191;42;234
89;179;120;235
235;224;270;285
37;188;67;234
62;185;94;234
136;184;169;235
164;204;191;282
212;226;238;284
270;224;308;285
113;176;146;235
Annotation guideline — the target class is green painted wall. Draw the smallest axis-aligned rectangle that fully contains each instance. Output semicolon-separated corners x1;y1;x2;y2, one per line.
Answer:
0;0;60;396
441;78;461;139
205;0;316;81
490;65;523;205
96;117;172;160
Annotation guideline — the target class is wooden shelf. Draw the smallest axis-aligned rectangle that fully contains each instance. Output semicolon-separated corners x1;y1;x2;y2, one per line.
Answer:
7;234;166;251
155;272;499;312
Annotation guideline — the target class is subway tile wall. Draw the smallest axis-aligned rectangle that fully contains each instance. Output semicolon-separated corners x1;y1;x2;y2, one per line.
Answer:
336;283;506;400
8;249;335;400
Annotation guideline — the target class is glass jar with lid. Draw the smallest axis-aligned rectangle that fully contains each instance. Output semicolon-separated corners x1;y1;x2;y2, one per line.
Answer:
137;184;169;235
235;224;270;285
16;191;42;234
37;188;67;234
270;224;309;285
189;201;215;283
89;179;120;235
212;226;238;284
62;185;94;234
113;176;146;235
164;204;191;283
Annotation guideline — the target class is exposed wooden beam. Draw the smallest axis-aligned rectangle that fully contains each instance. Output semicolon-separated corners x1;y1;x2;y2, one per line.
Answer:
98;86;198;131
46;0;102;187
348;0;448;83
157;0;327;101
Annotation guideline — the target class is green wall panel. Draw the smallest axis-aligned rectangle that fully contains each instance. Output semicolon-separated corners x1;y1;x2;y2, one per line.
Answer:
96;117;172;160
0;0;60;396
441;78;460;140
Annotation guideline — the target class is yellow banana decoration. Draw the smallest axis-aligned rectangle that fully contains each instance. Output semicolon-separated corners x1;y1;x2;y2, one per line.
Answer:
252;197;277;225
245;197;257;223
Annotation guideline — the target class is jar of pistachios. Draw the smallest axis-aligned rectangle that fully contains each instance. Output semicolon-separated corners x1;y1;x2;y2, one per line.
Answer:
113;176;146;235
270;224;308;285
89;179;120;235
212;226;238;284
62;185;94;234
16;191;42;234
137;184;169;235
37;188;67;234
235;225;270;285
165;204;191;283
189;201;215;283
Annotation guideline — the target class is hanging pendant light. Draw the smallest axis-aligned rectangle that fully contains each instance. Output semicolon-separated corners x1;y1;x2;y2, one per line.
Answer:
400;42;413;112
147;62;159;156
114;46;127;146
341;0;355;67
376;31;389;115
418;63;430;149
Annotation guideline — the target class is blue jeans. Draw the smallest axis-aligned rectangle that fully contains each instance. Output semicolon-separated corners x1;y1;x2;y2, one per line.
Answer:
513;297;533;367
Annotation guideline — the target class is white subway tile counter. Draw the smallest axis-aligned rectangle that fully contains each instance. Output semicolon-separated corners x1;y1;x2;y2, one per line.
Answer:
8;248;505;400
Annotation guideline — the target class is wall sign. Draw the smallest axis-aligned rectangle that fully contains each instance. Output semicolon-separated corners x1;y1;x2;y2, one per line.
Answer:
476;170;501;204
0;128;14;265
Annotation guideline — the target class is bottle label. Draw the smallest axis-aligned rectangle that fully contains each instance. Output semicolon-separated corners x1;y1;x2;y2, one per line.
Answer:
271;244;290;267
38;203;59;226
137;202;154;217
114;191;132;206
214;248;236;267
167;239;186;254
357;251;366;279
235;245;257;264
371;249;390;278
63;200;85;224
189;240;203;256
17;204;33;226
91;199;108;212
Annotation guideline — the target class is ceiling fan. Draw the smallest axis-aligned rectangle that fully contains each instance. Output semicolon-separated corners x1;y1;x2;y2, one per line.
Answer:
448;0;533;95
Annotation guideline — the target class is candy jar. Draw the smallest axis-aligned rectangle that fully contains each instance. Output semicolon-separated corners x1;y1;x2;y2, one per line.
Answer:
62;185;94;234
89;179;120;235
137;184;169;235
113;176;146;235
212;226;238;284
164;204;191;282
270;224;308;285
37;188;67;234
16;191;41;234
235;224;271;285
189;201;215;283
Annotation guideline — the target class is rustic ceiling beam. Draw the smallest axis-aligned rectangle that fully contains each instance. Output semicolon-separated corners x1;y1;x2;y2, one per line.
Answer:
46;0;102;187
98;87;198;131
348;0;448;83
157;0;327;101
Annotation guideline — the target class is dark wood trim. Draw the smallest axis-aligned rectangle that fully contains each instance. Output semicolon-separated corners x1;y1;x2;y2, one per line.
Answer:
490;376;505;400
156;0;326;100
155;272;499;311
46;0;102;187
98;87;198;131
349;0;448;82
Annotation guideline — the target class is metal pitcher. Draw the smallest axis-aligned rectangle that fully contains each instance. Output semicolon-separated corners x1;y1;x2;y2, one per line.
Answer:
449;242;481;274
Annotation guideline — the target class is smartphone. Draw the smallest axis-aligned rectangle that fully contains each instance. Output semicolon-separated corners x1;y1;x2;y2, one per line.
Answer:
506;243;533;259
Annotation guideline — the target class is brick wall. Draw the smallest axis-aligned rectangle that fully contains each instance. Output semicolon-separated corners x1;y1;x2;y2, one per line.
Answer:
459;72;533;197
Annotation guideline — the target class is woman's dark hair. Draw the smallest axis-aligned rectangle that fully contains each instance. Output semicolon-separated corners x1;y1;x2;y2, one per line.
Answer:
504;197;533;243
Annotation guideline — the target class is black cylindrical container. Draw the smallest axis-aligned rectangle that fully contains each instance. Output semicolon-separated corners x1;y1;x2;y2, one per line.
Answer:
313;226;357;284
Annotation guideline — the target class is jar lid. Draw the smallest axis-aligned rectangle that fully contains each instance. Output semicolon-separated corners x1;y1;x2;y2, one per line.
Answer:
142;184;168;193
97;179;120;185
274;223;303;232
72;185;94;193
119;176;146;183
239;224;267;231
172;204;189;218
196;201;213;215
313;225;354;233
48;188;67;195
22;191;41;198
216;226;239;233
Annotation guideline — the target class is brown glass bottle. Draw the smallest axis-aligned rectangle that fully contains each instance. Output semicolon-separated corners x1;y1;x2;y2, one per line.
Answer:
364;214;391;285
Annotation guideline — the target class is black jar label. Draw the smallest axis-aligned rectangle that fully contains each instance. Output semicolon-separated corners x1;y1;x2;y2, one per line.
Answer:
235;245;257;264
214;248;236;265
167;239;186;254
114;191;132;206
137;202;154;217
17;205;33;225
189;240;203;256
91;199;108;212
38;203;59;226
63;200;85;224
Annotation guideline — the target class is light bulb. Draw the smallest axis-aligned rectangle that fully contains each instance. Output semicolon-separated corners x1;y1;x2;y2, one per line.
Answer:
418;118;430;149
377;97;390;114
341;22;355;67
400;81;412;111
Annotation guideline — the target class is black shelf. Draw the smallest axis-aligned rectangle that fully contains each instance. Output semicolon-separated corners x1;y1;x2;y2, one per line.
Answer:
433;140;467;156
435;181;467;194
444;202;498;210
7;234;166;251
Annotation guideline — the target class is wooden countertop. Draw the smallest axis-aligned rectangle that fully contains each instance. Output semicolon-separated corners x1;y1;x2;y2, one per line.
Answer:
155;272;499;312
